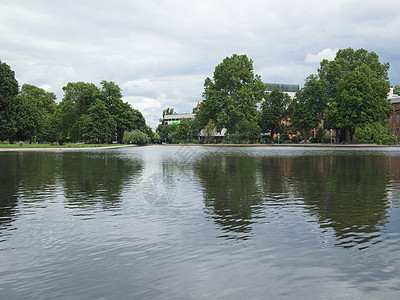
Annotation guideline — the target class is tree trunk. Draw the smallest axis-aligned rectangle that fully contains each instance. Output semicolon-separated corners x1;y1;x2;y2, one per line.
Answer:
345;129;354;144
338;130;346;143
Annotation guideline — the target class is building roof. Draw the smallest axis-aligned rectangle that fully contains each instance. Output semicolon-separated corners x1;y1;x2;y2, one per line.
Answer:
164;113;195;120
266;83;300;93
391;96;400;104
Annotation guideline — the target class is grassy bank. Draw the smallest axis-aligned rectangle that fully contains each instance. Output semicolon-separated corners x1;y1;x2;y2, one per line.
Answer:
0;143;126;149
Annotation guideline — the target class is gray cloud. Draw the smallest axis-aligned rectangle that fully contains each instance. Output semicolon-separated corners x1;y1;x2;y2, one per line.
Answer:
1;0;399;127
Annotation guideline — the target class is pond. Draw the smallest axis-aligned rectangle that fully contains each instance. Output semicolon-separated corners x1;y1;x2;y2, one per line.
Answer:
0;145;400;299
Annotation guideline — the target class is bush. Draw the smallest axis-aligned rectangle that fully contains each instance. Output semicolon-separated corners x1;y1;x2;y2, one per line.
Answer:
123;130;150;145
354;123;398;145
313;127;325;143
291;135;302;143
274;133;290;143
322;134;332;144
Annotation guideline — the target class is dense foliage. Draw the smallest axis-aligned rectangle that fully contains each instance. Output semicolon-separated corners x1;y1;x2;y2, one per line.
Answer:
394;85;400;95
123;129;150;144
260;89;292;138
291;75;328;137
155;49;397;145
15;84;57;143
354;122;398;145
196;54;265;136
156;118;201;144
292;48;394;143
53;81;148;144
0;60;19;141
0;60;149;144
2;47;399;146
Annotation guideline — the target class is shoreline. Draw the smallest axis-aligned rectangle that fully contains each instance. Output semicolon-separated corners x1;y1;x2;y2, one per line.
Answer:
0;145;137;152
156;143;400;147
1;143;400;151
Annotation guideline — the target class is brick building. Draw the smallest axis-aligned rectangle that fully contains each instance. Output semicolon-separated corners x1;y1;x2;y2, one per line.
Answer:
387;94;400;139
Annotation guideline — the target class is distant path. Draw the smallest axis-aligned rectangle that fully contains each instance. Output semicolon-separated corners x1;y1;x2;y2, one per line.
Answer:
157;143;400;147
0;145;137;152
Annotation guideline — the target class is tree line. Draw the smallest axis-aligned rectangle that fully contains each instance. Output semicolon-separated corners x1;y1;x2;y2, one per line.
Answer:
0;60;151;144
157;48;397;145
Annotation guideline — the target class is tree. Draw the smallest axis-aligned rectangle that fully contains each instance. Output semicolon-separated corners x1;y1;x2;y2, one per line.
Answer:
160;107;175;124
0;60;19;141
157;123;178;143
15;84;56;143
168;118;201;143
394;85;400;95
174;118;192;142
204;119;216;143
57;82;101;142
81;99;116;143
123;129;150;144
354;122;398;145
99;81;146;142
62;81;100;112
291;75;328;136
55;81;148;144
52;97;79;143
300;48;392;143
130;108;147;132
260;89;292;138
162;107;174;118
236;118;261;143
197;54;266;134
325;70;389;141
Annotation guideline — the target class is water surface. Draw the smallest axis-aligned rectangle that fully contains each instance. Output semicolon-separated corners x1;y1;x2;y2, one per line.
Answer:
1;146;400;299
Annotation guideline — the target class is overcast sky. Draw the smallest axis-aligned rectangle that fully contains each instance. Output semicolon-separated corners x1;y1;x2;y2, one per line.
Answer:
1;0;399;127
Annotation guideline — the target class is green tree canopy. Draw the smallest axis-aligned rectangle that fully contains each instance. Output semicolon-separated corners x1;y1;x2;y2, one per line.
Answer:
326;70;387;140
15;84;56;143
354;122;398;145
394;84;400;95
160;107;175;125
81;98;117;143
293;48;392;143
55;81;148;143
123;129;150;144
157;123;178;143
56;82;100;142
0;60;19;141
62;81;100;112
99;81;147;142
260;89;292;138
171;118;201;143
162;107;175;117
197;54;266;134
291;74;328;136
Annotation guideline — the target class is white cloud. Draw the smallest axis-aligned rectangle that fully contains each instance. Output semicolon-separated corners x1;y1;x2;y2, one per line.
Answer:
305;48;338;64
1;0;400;128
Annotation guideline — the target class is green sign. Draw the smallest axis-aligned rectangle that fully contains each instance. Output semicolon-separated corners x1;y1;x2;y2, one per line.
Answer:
171;120;180;124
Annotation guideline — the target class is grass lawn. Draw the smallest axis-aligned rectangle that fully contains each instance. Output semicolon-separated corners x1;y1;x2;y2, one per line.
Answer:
0;143;126;148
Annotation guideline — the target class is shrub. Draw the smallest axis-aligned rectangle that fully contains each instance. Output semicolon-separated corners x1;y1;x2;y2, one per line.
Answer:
322;134;332;144
123;130;150;145
274;133;290;143
313;127;325;143
354;123;398;145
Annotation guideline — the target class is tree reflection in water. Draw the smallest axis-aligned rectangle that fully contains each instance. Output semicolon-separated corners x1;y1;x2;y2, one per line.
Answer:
0;151;143;233
0;153;22;236
290;155;391;249
0;148;396;251
196;150;393;249
195;153;264;240
60;152;143;212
